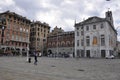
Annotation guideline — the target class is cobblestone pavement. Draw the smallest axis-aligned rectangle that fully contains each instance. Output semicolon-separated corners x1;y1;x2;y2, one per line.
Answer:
0;57;120;80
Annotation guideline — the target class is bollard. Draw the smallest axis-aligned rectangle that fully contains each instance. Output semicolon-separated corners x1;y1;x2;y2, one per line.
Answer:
28;57;31;63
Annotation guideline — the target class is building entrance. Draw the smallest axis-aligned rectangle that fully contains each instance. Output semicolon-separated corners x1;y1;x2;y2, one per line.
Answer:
81;50;84;57
86;50;90;58
101;50;106;58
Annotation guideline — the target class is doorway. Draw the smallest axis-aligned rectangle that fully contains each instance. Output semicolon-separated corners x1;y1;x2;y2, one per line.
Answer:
101;50;106;58
86;50;90;58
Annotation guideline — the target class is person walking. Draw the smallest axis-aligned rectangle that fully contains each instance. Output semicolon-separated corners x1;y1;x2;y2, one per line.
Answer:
33;51;38;65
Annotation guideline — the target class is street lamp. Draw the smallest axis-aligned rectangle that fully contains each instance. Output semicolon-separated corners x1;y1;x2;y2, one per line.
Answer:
26;44;29;62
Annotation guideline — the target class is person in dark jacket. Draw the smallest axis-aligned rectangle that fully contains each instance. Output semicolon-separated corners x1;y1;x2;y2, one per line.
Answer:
33;51;38;65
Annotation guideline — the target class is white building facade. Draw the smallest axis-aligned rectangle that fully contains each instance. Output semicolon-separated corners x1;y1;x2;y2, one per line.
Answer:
75;11;117;58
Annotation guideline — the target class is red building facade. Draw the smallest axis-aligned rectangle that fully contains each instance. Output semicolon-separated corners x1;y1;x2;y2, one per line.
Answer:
0;11;31;56
47;26;75;57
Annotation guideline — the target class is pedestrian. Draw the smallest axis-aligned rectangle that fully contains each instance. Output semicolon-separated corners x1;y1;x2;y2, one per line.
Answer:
33;51;38;65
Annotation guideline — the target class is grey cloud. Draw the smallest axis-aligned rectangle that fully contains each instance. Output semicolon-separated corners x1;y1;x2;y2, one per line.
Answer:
0;0;119;34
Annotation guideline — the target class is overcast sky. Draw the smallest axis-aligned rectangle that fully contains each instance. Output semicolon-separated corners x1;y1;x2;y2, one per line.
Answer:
0;0;120;40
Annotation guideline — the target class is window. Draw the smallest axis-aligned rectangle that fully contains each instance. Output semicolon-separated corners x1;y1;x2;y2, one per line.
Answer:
81;31;84;35
81;26;83;29
44;34;46;37
16;42;17;46
93;25;96;29
43;39;46;42
38;28;39;31
77;31;79;36
37;38;40;41
81;39;84;46
86;36;90;46
77;40;79;46
86;26;89;31
77;27;79;30
101;24;104;29
38;32;39;36
101;35;105;46
44;30;46;32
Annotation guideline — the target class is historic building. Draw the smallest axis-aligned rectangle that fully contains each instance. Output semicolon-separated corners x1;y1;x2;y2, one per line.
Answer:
0;11;31;56
74;11;117;58
30;21;50;56
47;26;75;57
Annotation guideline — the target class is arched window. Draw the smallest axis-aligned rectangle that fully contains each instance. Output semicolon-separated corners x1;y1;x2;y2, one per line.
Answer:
66;41;70;46
52;42;56;47
61;41;65;47
58;42;60;47
48;43;52;47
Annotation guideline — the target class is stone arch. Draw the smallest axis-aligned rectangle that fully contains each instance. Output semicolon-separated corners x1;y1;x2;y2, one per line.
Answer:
61;41;65;47
71;41;74;46
52;42;56;47
66;41;70;46
58;42;60;47
48;42;51;47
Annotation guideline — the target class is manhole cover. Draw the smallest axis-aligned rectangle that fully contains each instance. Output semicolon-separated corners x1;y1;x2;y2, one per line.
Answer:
77;69;85;71
51;65;56;67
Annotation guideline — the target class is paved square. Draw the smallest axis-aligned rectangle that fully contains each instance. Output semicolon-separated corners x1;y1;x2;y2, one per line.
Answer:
0;57;120;80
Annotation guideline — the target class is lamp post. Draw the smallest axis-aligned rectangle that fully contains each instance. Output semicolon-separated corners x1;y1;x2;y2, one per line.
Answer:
26;43;29;62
